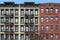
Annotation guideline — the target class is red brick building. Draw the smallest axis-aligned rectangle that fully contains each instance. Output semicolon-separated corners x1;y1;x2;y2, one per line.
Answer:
39;3;60;40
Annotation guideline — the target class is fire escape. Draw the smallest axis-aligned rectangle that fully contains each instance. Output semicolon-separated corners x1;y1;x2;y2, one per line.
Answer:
25;13;36;40
40;30;45;40
4;11;14;40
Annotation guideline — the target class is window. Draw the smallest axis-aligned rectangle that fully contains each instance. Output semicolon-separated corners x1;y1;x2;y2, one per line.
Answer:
10;26;14;32
50;16;53;22
46;34;48;40
5;9;9;15
15;17;18;24
25;25;29;32
20;25;24;32
25;18;29;23
20;34;24;40
20;9;24;16
1;34;4;40
35;9;38;16
10;34;14;40
41;8;44;13
1;9;4;15
41;25;44;31
46;8;49;13
10;9;14;14
56;34;58;40
20;17;24;24
6;34;9;40
55;8;58;14
35;25;38;32
6;25;9;31
50;34;53;40
56;16;58;22
30;18;33;22
50;8;53;13
15;9;18;15
15;34;18;40
1;17;4;23
56;25;58;32
15;25;18;32
46;25;48;31
6;17;9;23
35;34;38;40
1;25;4;32
25;34;28;40
10;17;14;23
25;9;29;14
30;9;33;15
35;17;38;24
46;16;49;22
30;34;33;40
50;25;53;31
41;16;44;22
30;25;33;31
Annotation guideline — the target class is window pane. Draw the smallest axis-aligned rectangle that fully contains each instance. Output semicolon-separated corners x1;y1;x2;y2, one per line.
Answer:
50;25;53;31
55;9;58;14
46;25;48;31
25;18;29;23
5;34;9;40
50;16;53;22
1;17;4;23
41;8;44;13
56;34;58;40
10;9;14;14
41;25;44;31
5;25;9;31
56;25;58;31
1;25;4;32
41;16;44;22
1;34;4;40
1;9;4;15
56;16;58;22
35;17;38;24
20;25;24;32
10;26;14;32
20;34;24;40
15;17;18;24
20;17;24;24
15;25;18;32
30;18;33;22
35;25;38;32
50;34;53;40
50;8;53;13
10;17;14;23
25;34;28;40
15;9;18;15
25;9;29;15
15;34;18;40
46;34;48;40
46;8;49;13
5;9;9;15
30;25;33;31
35;9;38;16
25;25;29;31
46;16;49;22
10;34;14;40
20;9;24;16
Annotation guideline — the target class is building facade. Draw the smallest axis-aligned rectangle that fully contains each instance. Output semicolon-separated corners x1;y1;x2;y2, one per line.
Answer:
0;2;60;40
39;3;60;40
0;2;39;40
